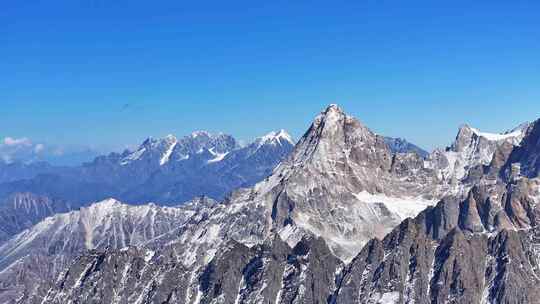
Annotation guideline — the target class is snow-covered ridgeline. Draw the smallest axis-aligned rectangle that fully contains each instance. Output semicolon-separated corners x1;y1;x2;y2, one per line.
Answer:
119;129;293;167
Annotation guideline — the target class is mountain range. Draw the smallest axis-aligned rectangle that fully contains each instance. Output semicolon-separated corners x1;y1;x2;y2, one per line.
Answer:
0;129;294;207
0;104;537;304
0;126;428;245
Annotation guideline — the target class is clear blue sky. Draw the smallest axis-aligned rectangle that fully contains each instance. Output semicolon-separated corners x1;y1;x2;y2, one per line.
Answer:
1;0;539;152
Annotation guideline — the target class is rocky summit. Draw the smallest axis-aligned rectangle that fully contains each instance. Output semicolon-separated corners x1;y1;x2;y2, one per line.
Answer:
0;105;538;304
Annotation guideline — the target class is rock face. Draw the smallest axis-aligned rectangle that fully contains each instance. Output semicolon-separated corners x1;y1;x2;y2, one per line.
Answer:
332;178;540;304
503;119;540;179
2;105;539;304
425;124;527;184
0;130;294;206
40;180;540;304
41;235;342;304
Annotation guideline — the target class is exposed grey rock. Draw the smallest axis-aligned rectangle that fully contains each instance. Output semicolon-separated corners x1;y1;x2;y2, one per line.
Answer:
41;234;341;304
44;176;539;304
503;119;540;179
332;177;540;304
425;123;526;185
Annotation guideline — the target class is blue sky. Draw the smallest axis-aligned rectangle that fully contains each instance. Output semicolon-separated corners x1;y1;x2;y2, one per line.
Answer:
1;1;539;156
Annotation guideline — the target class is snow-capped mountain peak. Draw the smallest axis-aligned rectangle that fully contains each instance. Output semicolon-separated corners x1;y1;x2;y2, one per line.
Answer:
325;103;341;114
119;131;237;166
454;123;525;147
289;103;385;170
257;129;294;147
119;129;293;168
190;130;211;138
504;121;531;135
120;134;180;166
164;134;177;141
470;125;524;142
159;135;178;165
313;103;349;131
425;122;530;182
240;105;440;260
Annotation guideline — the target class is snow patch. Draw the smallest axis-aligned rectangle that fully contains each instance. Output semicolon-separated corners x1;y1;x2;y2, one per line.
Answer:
207;147;229;163
120;147;146;165
278;224;304;248
374;291;400;304
160;140;177;166
353;191;436;219
470;127;523;141
144;250;155;262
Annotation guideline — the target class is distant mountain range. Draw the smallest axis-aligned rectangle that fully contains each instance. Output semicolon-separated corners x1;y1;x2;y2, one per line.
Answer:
0;161;58;184
1;104;537;304
0;130;295;206
384;137;429;158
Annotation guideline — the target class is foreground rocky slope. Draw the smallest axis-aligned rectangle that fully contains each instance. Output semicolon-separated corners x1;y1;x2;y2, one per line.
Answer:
42;178;540;304
0;197;217;303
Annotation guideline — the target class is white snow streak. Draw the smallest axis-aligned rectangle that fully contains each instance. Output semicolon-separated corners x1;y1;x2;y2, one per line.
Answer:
160;141;177;165
470;127;523;141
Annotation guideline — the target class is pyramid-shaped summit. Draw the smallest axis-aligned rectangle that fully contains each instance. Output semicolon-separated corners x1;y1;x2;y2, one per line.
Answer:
159;104;445;264
254;104;444;259
287;103;393;180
